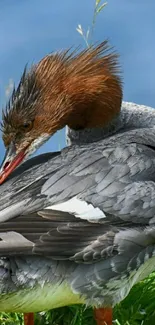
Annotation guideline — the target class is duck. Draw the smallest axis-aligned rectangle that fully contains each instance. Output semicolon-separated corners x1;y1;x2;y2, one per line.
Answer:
1;41;155;325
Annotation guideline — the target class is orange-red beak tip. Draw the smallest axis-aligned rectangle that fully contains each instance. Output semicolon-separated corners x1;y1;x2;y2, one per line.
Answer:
0;150;26;185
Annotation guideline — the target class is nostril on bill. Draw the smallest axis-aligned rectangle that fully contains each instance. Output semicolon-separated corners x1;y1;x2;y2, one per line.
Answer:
3;161;10;171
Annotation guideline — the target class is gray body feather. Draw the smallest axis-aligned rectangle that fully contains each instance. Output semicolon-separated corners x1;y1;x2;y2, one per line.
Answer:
1;102;155;307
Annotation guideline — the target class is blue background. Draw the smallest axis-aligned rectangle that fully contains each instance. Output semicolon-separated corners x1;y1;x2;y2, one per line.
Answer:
0;0;155;160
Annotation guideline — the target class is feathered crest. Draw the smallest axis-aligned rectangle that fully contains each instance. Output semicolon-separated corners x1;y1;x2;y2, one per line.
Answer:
67;40;122;77
35;40;122;96
0;41;122;137
1;65;40;132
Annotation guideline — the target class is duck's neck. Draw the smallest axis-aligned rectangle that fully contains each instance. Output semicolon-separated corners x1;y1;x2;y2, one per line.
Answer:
66;101;155;145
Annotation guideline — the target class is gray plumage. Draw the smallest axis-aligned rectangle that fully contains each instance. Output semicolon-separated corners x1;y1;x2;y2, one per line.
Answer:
1;107;155;307
66;101;155;145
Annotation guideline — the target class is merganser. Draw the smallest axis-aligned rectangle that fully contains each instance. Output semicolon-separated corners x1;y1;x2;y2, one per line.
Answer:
0;41;155;325
0;41;122;183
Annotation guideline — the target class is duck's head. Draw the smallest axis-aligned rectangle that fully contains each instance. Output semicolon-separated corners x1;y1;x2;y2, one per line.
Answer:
0;41;122;184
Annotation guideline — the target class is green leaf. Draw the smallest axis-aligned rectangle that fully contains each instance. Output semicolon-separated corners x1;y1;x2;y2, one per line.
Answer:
96;0;101;7
86;28;90;40
96;2;107;13
76;28;83;35
76;24;83;36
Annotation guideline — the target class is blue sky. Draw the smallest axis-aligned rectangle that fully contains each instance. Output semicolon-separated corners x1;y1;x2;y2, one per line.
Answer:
0;0;155;161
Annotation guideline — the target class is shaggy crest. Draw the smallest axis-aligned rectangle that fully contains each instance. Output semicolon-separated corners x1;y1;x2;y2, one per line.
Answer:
1;41;122;146
1;66;40;134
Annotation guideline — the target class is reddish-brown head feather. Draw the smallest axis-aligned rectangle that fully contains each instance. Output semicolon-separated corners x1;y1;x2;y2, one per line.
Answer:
0;41;122;184
34;41;122;132
1;41;122;160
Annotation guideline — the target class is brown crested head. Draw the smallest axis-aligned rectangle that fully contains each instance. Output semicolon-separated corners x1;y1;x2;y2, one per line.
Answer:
0;40;122;184
35;40;123;130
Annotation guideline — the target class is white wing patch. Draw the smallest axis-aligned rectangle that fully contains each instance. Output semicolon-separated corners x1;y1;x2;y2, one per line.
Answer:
46;197;106;222
0;231;33;247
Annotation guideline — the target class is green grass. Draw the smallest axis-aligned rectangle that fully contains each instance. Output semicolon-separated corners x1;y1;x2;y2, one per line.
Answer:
1;273;155;325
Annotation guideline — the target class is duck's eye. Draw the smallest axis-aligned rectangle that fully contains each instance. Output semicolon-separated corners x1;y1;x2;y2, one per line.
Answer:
23;123;31;128
21;121;33;131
